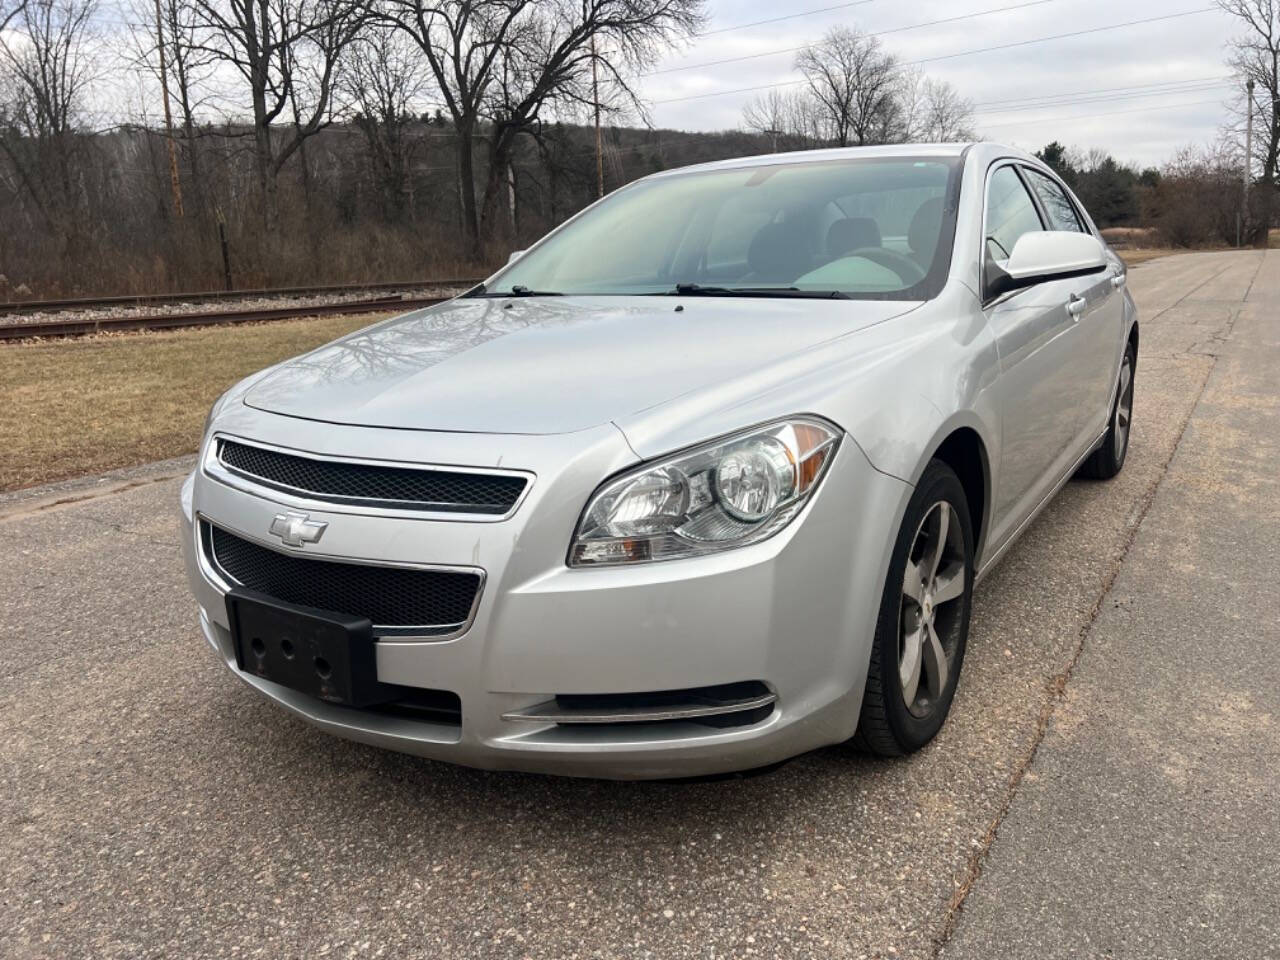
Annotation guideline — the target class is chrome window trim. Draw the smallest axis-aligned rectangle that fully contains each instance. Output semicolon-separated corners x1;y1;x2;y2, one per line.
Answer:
203;433;535;523
978;156;1112;307
978;157;1050;304
195;514;486;642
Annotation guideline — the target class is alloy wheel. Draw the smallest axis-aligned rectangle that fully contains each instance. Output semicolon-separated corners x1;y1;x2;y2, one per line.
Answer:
1114;353;1134;461
898;501;967;719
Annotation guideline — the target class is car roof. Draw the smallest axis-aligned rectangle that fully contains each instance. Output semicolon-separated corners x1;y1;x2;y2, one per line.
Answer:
643;142;1039;181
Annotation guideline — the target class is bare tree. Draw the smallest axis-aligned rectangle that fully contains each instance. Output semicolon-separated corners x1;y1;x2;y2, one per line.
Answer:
902;73;974;143
0;0;98;232
742;89;787;150
742;88;824;150
186;0;367;228
343;24;433;221
384;0;702;254
1150;142;1244;246
125;0;220;217
1219;0;1280;244
795;26;899;147
2;0;29;32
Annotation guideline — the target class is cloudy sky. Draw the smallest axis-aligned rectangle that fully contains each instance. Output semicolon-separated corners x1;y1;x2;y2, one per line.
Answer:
635;0;1244;166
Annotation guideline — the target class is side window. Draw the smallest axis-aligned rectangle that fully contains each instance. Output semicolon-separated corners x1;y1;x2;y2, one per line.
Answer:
1023;168;1086;233
985;165;1044;262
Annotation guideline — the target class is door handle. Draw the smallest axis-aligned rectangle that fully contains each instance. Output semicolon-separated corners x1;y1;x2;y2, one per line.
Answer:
1110;274;1126;289
1067;294;1087;319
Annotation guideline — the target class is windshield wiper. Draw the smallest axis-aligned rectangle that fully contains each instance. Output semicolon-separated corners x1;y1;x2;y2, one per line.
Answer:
507;284;563;297
473;284;563;297
670;283;849;300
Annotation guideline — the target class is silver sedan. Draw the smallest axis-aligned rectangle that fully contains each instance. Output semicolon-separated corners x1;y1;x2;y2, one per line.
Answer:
180;142;1138;779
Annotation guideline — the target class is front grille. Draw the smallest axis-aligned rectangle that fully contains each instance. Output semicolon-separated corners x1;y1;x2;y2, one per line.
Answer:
205;523;481;632
217;439;527;515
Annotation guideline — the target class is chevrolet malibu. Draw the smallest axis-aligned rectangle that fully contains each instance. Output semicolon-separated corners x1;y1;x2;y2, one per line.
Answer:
181;142;1138;779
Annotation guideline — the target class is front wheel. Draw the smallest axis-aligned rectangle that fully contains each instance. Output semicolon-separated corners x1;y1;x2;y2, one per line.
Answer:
855;460;974;756
1078;342;1135;480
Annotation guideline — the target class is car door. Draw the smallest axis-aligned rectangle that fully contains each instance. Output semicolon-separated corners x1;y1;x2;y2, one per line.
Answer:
982;163;1086;551
1021;165;1126;450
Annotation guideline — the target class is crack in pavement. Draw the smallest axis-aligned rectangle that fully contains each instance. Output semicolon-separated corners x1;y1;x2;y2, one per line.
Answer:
73;512;178;550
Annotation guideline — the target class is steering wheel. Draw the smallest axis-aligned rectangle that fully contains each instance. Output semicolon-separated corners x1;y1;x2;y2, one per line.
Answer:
840;246;927;286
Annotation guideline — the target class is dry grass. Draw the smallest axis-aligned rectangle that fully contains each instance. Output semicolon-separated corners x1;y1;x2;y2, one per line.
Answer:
1117;248;1180;265
1118;232;1280;265
1101;226;1159;246
0;313;390;492
1106;227;1280;266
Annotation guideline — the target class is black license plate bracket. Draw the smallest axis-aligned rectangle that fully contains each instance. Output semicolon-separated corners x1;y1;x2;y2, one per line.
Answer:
225;587;393;707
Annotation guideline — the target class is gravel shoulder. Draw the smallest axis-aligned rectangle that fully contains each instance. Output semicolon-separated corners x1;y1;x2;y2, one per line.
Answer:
1;286;468;328
0;251;1271;959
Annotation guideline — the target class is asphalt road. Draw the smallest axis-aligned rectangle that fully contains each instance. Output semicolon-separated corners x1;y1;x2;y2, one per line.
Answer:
2;250;1276;959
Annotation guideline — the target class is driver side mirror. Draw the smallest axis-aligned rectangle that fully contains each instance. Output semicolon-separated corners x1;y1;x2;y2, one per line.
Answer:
507;249;526;265
986;232;1106;300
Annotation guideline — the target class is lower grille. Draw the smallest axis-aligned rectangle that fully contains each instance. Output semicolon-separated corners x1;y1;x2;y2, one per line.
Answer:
368;689;462;726
204;522;481;634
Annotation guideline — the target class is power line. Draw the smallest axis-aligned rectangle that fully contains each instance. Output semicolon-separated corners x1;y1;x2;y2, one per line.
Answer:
911;6;1216;66
699;0;876;38
973;81;1234;115
650;7;1220;105
645;0;1063;77
970;75;1235;109
461;96;1229;169
978;96;1226;129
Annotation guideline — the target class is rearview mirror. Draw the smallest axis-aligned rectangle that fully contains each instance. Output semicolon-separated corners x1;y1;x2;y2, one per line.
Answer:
507;249;526;265
987;232;1106;299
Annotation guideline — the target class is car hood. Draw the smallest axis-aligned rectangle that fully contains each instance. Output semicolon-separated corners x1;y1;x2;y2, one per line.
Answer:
243;295;919;435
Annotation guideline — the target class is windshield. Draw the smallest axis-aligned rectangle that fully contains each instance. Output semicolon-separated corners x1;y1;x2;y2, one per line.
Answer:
482;156;961;300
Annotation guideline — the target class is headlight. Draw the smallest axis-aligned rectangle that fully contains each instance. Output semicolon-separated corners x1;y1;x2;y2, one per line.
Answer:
569;417;840;566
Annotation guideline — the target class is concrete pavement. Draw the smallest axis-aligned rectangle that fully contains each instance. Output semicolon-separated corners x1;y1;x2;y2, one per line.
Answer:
942;253;1280;958
1;251;1275;959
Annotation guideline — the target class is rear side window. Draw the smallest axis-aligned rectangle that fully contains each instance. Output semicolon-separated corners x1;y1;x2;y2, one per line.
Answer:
985;165;1044;261
1022;167;1086;233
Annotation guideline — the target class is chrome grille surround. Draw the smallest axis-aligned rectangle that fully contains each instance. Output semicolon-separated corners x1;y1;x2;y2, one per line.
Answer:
204;434;533;522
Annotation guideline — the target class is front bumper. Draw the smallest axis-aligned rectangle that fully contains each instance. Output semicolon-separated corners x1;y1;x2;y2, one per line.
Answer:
180;407;911;779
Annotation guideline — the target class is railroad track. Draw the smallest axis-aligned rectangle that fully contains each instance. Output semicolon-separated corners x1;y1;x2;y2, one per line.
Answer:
0;278;481;317
0;293;456;342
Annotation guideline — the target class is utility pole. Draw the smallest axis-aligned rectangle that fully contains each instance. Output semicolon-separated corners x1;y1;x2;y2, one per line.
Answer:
153;0;183;219
591;34;603;199
1242;77;1256;246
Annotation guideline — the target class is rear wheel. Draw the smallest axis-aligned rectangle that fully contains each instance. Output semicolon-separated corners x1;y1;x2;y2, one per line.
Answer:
1078;342;1135;480
856;460;974;756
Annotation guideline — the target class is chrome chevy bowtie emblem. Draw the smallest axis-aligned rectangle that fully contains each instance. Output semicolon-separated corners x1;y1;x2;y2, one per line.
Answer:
269;511;327;547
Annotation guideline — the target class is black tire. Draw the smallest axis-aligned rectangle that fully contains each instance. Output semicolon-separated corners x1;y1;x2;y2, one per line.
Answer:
855;459;975;757
1078;341;1135;480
